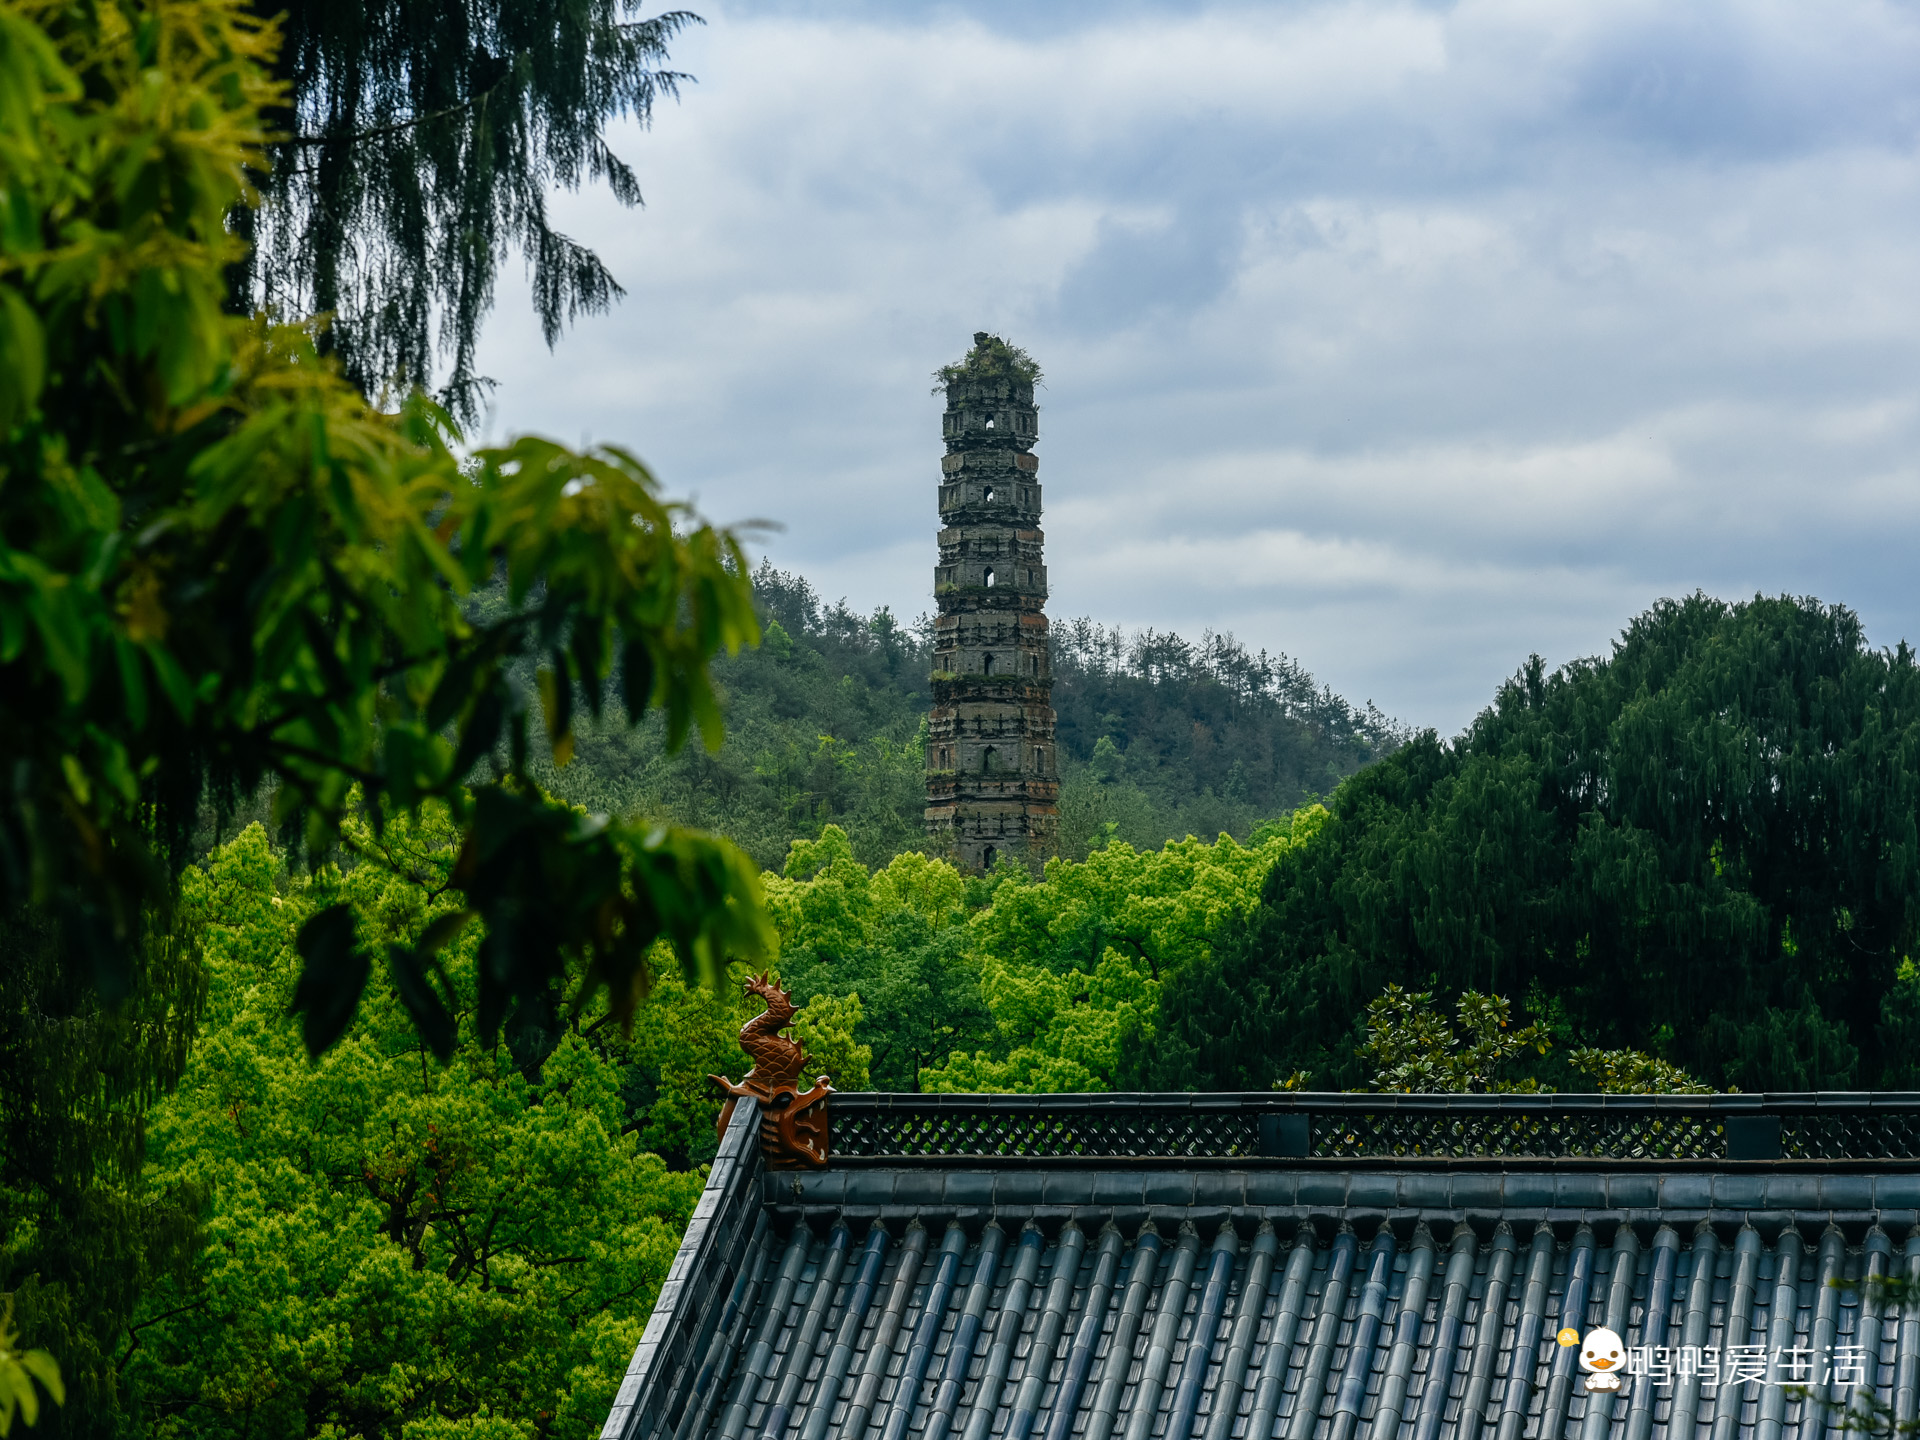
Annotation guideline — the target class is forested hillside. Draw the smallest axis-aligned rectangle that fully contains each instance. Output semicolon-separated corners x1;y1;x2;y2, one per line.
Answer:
1141;593;1920;1094
16;0;1917;1433
525;564;1402;869
116;809;1302;1434
83;584;1920;1434
1049;617;1400;855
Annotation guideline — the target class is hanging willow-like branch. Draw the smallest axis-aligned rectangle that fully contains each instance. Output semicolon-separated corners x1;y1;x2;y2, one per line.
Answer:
238;0;700;420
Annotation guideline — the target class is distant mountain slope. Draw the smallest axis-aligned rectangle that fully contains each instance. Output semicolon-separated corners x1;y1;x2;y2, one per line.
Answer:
1049;617;1403;853
530;564;1403;869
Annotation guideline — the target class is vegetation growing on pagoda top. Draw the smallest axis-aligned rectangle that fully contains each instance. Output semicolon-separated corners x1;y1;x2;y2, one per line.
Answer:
933;331;1044;393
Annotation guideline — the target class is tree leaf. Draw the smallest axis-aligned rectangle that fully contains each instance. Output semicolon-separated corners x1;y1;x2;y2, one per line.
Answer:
4;1360;33;1427
17;1352;60;1407
386;944;456;1062
621;638;654;717
414;909;471;960
0;285;45;428
290;905;369;1057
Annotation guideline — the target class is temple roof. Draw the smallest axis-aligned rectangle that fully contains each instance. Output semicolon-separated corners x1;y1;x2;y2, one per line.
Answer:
600;1093;1920;1440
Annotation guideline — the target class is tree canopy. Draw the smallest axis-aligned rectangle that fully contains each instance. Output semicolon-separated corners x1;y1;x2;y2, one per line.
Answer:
1048;617;1401;850
1143;593;1920;1092
764;819;1305;1092
0;1;762;1423
237;0;695;414
0;0;768;1050
113;806;874;1436
125;817;706;1435
932;331;1042;392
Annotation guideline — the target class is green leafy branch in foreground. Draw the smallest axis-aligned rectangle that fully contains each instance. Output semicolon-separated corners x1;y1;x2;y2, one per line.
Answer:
0;1296;62;1435
0;0;772;1056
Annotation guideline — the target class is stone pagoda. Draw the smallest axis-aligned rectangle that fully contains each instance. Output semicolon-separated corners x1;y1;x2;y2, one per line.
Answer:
923;333;1059;872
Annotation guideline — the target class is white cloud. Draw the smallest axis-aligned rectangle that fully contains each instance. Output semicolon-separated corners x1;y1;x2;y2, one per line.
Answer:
476;0;1920;733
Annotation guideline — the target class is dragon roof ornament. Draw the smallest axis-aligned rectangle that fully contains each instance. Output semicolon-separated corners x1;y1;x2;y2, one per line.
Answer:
709;971;833;1168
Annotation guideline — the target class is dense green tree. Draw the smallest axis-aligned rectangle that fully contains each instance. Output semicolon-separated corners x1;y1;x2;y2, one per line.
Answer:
927;823;1304;1091
124;818;704;1437
822;915;986;1092
0;0;767;1065
1143;594;1920;1093
761;821;1307;1093
1049;619;1401;853
114;811;865;1435
237;0;694;414
1879;960;1920;1088
764;829;993;1089
0;0;763;1418
0;909;202;1430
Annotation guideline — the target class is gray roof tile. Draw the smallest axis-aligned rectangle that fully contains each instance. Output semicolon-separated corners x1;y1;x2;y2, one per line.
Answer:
609;1095;1920;1440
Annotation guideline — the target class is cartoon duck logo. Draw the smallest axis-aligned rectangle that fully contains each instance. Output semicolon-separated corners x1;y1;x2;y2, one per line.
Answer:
1579;1327;1626;1393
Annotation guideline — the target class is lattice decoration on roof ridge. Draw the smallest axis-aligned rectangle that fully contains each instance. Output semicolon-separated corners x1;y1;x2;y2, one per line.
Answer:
836;1108;1261;1160
832;1097;1920;1162
1309;1110;1723;1160
1785;1111;1920;1160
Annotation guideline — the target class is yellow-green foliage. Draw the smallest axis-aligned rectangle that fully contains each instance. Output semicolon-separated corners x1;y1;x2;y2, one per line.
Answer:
928;829;1301;1092
764;829;966;954
791;993;873;1093
120;815;1291;1429
129;819;706;1437
760;831;975;1089
763;818;1315;1092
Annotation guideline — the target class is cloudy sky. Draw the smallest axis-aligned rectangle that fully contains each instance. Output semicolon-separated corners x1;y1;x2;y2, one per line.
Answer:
475;0;1920;735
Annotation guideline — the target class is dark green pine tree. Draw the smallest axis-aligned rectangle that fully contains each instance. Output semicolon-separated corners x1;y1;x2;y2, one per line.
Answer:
1138;593;1920;1093
235;0;698;417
